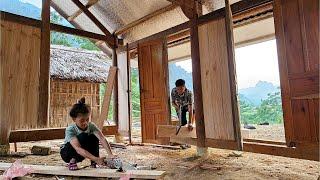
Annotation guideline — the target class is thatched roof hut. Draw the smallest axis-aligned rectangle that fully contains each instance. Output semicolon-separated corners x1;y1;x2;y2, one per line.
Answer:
50;45;111;82
49;45;112;128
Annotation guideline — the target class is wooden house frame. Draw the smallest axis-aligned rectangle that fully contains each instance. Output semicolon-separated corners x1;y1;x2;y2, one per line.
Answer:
0;0;318;161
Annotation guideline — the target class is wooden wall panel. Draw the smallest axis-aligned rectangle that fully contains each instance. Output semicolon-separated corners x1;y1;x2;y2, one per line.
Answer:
274;0;319;150
0;21;40;133
198;18;235;140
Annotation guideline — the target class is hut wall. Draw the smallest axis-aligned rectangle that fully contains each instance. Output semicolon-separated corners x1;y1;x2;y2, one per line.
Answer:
49;80;100;127
0;20;40;131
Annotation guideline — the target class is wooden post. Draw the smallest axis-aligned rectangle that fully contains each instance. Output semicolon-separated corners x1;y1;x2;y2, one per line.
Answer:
113;37;120;140
126;44;132;144
38;0;50;128
190;2;207;155
224;0;243;150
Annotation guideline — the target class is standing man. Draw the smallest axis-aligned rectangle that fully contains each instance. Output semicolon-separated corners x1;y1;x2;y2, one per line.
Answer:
171;79;194;130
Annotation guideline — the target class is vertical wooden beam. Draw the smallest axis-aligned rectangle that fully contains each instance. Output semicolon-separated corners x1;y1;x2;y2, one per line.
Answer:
38;0;50;128
113;37;119;129
190;2;206;150
224;0;242;150
126;44;132;144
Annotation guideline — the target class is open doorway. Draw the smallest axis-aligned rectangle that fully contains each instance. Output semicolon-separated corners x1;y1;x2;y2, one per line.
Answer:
168;59;194;126
129;57;142;143
235;39;285;142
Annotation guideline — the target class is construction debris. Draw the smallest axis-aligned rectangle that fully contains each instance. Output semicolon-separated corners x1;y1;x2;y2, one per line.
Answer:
151;144;181;150
228;151;243;157
31;146;51;156
110;143;127;149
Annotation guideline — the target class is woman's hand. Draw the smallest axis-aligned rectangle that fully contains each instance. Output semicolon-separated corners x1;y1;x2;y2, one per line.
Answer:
94;157;106;166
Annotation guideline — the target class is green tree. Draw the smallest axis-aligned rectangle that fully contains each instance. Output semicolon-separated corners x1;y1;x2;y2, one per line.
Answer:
256;91;283;124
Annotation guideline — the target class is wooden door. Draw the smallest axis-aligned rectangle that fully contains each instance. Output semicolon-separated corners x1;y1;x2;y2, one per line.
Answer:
274;0;319;152
138;38;170;144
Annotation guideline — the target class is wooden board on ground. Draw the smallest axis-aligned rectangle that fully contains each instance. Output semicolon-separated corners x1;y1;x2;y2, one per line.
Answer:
0;163;165;179
157;125;196;138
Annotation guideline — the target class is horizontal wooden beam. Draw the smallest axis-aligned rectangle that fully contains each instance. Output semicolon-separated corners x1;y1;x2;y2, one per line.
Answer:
170;136;197;146
243;142;319;161
115;4;177;35
205;139;239;150
0;11;41;27
157;125;196;138
51;23;114;46
9;126;117;143
0;11;114;47
127;0;273;50
0;163;165;179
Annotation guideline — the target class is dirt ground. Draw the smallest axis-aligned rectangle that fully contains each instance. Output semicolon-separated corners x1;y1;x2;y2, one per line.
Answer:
0;138;319;180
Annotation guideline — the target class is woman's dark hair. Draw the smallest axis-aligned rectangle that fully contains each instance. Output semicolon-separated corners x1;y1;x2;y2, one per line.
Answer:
69;97;90;118
175;79;185;87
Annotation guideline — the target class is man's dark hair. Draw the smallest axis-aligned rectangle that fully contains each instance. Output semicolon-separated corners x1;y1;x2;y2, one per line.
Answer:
175;79;185;87
69;97;90;118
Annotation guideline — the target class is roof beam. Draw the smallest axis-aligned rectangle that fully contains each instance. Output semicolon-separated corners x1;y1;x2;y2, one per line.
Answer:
114;4;177;36
51;1;113;57
68;0;99;21
167;0;202;19
71;0;115;46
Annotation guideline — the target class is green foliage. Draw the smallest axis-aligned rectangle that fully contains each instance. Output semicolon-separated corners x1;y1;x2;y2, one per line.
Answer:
50;11;100;51
131;68;141;119
239;90;283;124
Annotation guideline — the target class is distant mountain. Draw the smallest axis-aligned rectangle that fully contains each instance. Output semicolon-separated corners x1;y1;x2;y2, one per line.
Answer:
239;81;280;106
0;0;41;19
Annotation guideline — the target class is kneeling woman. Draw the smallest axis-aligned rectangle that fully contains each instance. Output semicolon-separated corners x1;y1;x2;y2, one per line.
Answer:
60;97;115;170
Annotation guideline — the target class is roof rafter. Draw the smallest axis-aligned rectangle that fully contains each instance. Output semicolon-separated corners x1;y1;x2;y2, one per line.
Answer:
114;4;177;36
71;0;115;47
51;1;113;57
166;0;202;19
68;0;99;21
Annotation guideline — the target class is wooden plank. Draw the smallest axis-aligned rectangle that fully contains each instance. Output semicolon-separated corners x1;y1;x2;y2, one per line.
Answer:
243;139;287;146
198;18;234;140
170;136;197;146
0;163;165;179
38;0;50;128
224;0;242;150
9;126;117;143
68;0;99;21
115;4;177;35
205;139;238;150
157;125;196;138
243;142;319;161
71;0;112;37
95;67;117;129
